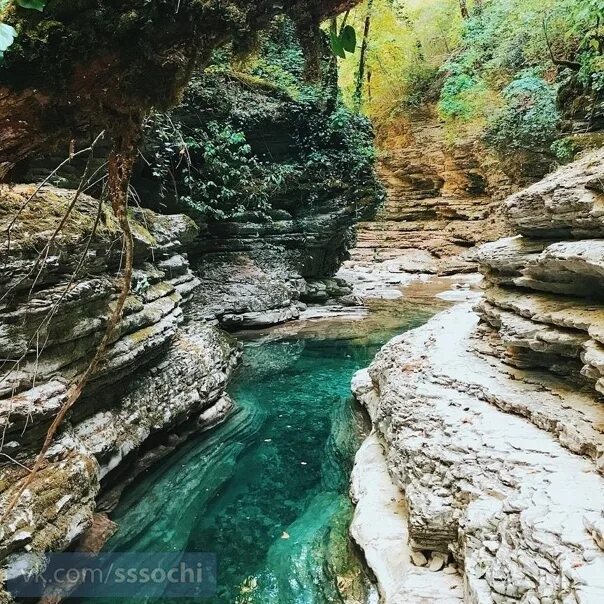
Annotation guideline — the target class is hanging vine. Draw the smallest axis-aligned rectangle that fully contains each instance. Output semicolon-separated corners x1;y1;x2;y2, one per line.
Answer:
0;124;140;524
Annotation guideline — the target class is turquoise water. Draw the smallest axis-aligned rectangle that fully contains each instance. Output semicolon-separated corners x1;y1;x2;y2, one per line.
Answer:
91;302;439;603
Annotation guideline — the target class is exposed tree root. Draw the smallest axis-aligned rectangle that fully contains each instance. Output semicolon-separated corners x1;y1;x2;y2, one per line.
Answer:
0;127;139;525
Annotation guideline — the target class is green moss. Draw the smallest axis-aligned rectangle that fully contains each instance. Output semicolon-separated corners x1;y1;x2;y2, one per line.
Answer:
0;0;361;163
129;219;157;247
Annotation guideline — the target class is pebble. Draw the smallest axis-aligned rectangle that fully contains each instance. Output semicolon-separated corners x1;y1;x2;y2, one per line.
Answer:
428;552;448;572
410;550;428;567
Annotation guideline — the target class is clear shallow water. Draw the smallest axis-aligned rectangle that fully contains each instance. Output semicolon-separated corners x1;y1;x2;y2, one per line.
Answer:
87;301;440;604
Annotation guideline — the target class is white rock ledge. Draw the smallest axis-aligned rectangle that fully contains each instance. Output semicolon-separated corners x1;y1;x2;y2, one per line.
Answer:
350;432;463;603
351;303;604;603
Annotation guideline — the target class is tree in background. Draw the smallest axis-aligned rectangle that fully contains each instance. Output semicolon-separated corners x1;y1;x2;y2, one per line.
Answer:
337;0;603;166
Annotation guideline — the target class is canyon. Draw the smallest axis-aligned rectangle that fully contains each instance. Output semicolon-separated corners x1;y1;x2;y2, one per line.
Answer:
1;103;604;604
0;2;603;602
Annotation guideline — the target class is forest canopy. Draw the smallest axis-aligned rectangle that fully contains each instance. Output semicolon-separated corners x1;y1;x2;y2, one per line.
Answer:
337;0;604;162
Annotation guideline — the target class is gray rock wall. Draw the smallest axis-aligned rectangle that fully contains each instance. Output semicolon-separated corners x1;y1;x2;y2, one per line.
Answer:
0;185;240;573
476;150;604;393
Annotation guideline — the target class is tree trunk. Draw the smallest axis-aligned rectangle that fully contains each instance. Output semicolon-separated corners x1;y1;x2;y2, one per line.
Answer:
354;0;374;113
459;0;469;19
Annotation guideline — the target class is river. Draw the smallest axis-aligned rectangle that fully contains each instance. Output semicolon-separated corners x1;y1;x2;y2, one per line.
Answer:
82;299;443;603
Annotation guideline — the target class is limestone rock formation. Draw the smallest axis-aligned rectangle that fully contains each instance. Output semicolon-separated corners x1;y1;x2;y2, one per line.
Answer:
353;304;604;603
0;185;240;577
173;72;380;328
351;151;604;603
19;68;381;329
476;149;604;395
345;110;509;283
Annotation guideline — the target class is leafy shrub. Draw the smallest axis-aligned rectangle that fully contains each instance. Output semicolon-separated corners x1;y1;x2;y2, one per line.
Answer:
144;114;274;220
485;73;560;152
438;71;485;120
141;66;380;222
550;137;580;162
404;63;440;108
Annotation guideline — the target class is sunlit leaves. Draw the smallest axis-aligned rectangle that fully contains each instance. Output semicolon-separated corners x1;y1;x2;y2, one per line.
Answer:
329;19;357;59
15;0;46;10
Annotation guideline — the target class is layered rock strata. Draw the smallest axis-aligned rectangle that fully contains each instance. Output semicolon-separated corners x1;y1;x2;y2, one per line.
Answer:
175;72;379;328
351;151;604;603
346;110;508;281
353;303;604;603
20;70;380;329
0;185;240;575
476;150;604;395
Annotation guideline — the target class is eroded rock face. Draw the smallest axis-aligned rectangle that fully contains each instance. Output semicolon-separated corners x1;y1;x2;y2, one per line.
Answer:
352;151;604;603
0;185;240;575
345;110;509;283
353;304;604;603
477;149;604;397
504;151;604;239
172;72;380;328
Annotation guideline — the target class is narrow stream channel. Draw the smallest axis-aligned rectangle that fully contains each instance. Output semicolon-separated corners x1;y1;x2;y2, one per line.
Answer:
87;300;442;603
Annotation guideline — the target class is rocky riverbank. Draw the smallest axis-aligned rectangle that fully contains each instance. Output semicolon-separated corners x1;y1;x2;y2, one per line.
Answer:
350;151;604;603
0;185;240;580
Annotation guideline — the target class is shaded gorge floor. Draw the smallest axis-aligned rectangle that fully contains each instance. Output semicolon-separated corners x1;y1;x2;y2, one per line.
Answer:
84;298;446;603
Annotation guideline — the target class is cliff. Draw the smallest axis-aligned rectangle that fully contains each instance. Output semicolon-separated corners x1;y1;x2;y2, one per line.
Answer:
351;151;604;603
0;185;240;571
19;68;382;329
167;73;381;327
344;108;509;286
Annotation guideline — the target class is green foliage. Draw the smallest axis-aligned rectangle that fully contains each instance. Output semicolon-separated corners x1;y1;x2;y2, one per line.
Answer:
288;101;378;206
138;16;380;223
0;0;46;60
403;63;440;109
329;20;357;58
341;25;357;53
338;0;463;122
145;113;273;220
438;72;484;120
243;16;307;97
15;0;46;10
142;69;380;222
551;137;580;162
485;73;560;152
433;0;603;161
